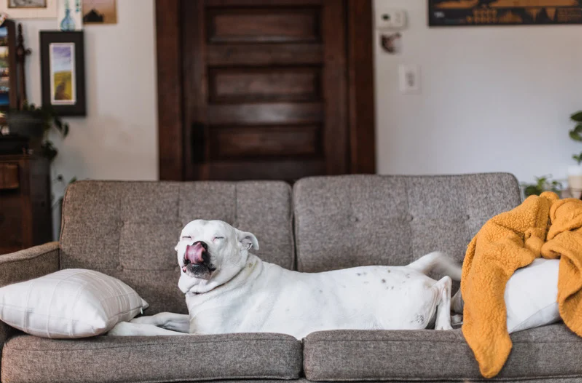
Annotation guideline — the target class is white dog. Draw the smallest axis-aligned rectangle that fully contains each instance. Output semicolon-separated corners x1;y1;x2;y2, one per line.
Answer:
109;220;462;338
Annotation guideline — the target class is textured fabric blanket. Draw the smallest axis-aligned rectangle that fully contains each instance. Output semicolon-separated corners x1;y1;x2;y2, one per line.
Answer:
461;191;582;378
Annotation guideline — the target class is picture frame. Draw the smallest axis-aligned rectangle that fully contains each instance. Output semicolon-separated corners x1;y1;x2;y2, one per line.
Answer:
0;0;58;19
0;20;17;120
40;31;85;116
428;0;582;27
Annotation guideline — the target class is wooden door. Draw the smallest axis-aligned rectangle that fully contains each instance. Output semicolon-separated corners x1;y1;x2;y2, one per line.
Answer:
181;0;347;181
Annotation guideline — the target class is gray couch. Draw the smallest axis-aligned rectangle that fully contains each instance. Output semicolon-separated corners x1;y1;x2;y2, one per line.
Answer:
1;173;580;383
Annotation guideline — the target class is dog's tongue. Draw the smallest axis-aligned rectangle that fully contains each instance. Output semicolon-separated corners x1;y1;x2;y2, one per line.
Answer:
185;243;205;264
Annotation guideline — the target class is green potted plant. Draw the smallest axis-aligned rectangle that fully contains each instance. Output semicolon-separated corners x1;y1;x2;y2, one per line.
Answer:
6;103;69;160
521;175;562;198
569;111;582;198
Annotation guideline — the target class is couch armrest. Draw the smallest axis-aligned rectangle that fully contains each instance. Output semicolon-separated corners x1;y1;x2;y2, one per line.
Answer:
0;242;60;288
0;242;60;367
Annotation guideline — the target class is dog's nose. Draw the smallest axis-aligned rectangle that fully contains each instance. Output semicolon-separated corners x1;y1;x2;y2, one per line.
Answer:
185;241;207;265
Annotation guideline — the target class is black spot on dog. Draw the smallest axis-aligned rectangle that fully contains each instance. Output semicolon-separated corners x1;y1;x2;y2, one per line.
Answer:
387;270;391;273
381;279;386;283
357;273;361;276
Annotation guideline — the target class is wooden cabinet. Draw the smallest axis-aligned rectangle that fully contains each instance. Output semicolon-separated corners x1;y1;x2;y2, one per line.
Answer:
0;155;52;254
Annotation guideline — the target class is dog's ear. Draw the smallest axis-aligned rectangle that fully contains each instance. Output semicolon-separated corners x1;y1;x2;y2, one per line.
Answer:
236;229;259;251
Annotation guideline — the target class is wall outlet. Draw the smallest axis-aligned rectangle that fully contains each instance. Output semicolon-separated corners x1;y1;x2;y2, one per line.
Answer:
375;8;407;30
399;65;421;94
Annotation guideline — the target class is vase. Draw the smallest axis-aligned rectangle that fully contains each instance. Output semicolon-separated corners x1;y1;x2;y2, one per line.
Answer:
60;5;75;31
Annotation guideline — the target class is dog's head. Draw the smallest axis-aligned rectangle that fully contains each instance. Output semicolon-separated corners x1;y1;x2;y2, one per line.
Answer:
175;219;259;294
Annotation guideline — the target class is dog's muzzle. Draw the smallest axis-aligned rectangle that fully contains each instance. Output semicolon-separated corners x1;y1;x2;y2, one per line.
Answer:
183;241;215;279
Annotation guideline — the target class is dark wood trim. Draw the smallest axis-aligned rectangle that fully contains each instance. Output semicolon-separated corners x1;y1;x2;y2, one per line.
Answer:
156;0;184;180
155;0;376;179
346;0;376;174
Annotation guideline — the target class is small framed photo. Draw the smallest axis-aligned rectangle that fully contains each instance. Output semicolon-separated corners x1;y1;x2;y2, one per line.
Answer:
82;0;116;24
40;31;86;116
0;0;57;19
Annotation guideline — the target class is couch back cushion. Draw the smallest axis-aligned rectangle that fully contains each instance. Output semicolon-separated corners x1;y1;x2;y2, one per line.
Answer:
60;181;294;314
293;173;521;272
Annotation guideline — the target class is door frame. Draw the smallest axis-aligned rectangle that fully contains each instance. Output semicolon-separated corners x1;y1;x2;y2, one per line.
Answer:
156;0;376;180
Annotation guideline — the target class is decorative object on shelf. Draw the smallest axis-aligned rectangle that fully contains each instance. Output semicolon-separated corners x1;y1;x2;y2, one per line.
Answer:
429;0;582;27
15;23;31;109
568;110;582;198
5;103;69;159
521;175;562;198
57;0;81;31
0;0;57;19
40;31;85;116
82;0;115;24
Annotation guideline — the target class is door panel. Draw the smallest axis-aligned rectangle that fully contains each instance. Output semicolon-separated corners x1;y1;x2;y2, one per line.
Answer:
209;68;321;103
182;0;347;181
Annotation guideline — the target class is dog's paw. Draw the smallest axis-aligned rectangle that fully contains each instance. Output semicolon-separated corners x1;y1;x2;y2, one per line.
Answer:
131;316;160;326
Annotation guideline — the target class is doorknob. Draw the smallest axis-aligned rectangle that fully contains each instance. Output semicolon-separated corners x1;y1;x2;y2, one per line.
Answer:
191;122;206;164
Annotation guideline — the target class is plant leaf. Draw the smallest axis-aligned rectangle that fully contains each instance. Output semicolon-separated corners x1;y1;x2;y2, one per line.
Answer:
572;111;582;122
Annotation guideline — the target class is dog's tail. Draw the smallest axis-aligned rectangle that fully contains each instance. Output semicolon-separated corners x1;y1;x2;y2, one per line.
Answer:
408;251;462;281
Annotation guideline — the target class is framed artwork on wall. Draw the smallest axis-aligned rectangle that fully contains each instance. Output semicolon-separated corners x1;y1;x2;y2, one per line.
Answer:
40;31;86;116
0;0;58;19
429;0;582;27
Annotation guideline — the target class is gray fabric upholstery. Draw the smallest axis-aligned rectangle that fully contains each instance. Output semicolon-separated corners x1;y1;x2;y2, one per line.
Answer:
303;324;582;381
0;242;60;287
60;181;294;314
2;333;302;383
293;173;521;272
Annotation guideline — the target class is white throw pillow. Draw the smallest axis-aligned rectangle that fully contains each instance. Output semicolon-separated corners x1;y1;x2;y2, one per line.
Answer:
505;258;560;333
0;269;148;338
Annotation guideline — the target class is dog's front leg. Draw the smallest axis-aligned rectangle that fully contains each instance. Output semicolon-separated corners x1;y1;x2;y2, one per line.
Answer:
132;312;191;333
107;321;186;336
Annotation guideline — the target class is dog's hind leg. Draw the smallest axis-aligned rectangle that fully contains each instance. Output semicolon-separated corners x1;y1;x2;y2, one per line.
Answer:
433;276;453;330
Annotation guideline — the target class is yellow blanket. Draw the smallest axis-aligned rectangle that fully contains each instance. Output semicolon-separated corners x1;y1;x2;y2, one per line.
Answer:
462;192;582;378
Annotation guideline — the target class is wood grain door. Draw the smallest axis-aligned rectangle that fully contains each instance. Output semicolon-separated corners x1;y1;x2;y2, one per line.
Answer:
181;0;347;181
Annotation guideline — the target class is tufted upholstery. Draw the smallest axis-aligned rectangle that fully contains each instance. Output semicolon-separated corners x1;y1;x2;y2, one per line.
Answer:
60;181;294;315
293;173;521;272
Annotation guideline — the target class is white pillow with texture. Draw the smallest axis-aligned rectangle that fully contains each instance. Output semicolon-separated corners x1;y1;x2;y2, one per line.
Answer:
506;258;560;333
0;269;148;338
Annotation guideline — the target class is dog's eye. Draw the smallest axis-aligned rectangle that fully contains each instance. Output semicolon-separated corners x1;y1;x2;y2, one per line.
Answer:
213;236;225;242
181;236;192;240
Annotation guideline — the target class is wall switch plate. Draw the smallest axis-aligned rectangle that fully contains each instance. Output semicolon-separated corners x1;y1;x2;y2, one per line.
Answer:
399;65;421;94
375;8;407;30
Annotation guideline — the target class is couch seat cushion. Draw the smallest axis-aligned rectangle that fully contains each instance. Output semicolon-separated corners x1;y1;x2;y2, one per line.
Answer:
303;324;582;381
2;333;302;383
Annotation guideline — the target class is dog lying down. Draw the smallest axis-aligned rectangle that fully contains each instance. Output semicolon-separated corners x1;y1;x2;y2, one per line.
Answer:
109;220;466;338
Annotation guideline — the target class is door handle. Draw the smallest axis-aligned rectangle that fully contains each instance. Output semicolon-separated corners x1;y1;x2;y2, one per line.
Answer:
191;122;206;164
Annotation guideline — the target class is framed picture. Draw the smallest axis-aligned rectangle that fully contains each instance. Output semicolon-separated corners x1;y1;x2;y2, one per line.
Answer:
0;0;57;19
0;20;17;119
82;0;116;24
40;31;85;116
429;0;582;27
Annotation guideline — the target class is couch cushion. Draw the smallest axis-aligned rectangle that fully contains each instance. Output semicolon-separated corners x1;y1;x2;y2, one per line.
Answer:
303;324;582;381
2;333;302;383
60;181;294;314
293;173;521;272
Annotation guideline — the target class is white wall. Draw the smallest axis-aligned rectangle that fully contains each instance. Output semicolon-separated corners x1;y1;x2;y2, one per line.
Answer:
374;0;582;184
16;0;157;188
12;0;157;237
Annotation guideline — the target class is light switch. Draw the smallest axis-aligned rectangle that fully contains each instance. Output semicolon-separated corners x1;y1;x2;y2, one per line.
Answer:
399;65;421;94
375;8;407;30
